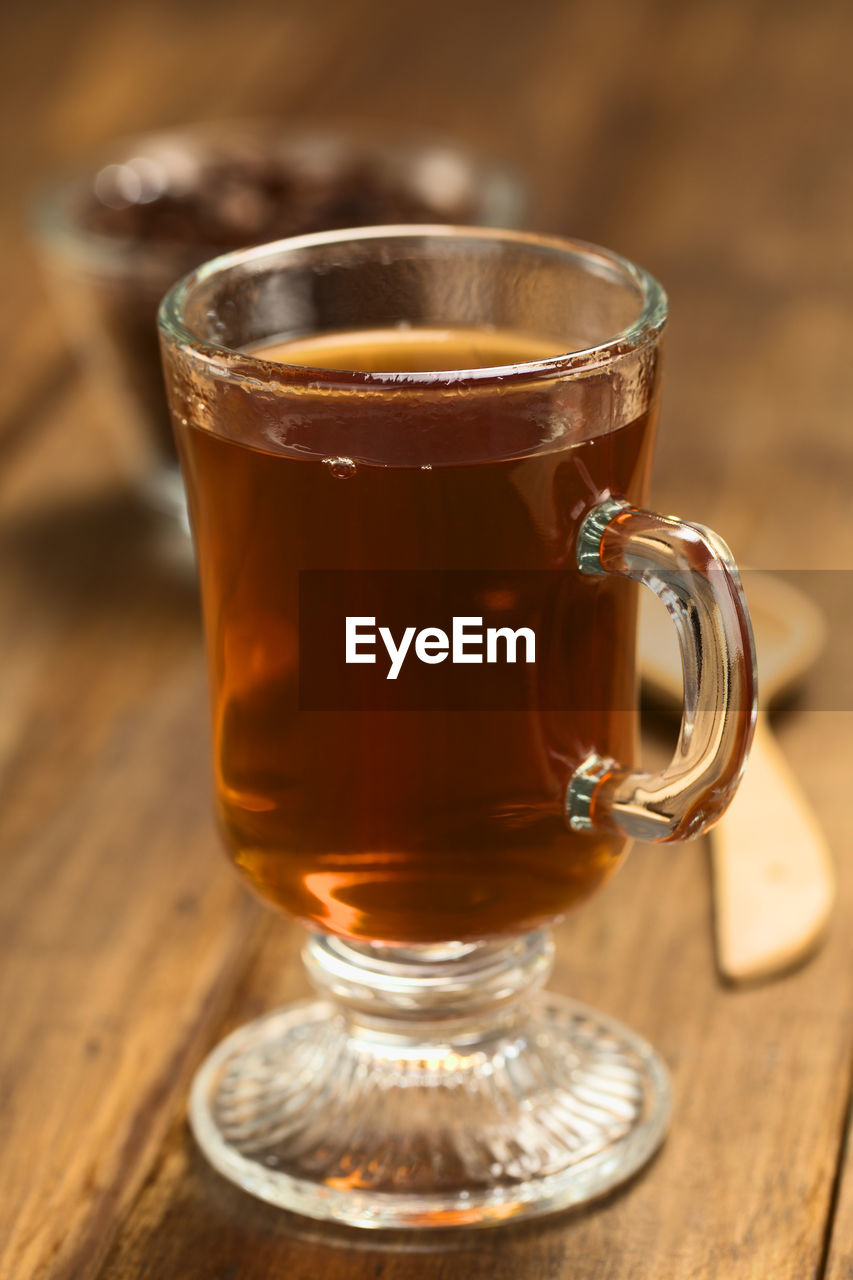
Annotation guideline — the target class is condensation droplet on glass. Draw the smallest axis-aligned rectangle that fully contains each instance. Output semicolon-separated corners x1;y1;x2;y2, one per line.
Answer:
323;456;357;479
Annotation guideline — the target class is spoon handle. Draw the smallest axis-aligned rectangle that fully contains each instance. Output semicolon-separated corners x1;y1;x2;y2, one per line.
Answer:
710;713;835;983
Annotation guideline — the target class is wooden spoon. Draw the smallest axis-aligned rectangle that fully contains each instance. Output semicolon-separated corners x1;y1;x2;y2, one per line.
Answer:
639;572;834;984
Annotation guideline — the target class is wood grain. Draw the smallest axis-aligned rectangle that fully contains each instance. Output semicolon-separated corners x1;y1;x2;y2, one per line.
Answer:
0;428;260;1280
98;794;853;1280
1;0;852;1277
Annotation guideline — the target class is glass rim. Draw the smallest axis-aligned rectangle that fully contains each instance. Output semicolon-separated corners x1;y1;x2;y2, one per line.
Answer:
158;224;668;391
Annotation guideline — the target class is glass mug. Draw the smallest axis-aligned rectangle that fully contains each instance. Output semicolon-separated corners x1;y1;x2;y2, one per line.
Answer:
159;227;756;1228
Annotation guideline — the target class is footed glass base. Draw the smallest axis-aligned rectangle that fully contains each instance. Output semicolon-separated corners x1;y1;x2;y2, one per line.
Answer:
189;932;670;1228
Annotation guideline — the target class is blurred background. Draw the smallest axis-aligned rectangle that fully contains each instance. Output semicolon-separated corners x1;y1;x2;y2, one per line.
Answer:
3;1;853;1277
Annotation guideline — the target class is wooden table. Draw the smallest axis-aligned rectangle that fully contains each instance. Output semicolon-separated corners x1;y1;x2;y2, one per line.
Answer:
2;0;852;1276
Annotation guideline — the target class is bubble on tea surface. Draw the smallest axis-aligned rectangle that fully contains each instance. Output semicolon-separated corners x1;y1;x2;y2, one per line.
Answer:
323;456;357;479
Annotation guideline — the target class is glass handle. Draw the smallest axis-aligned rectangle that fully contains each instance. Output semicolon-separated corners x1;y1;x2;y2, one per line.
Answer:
566;498;758;843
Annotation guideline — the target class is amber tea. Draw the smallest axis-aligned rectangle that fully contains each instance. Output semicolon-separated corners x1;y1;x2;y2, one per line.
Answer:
177;325;657;943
